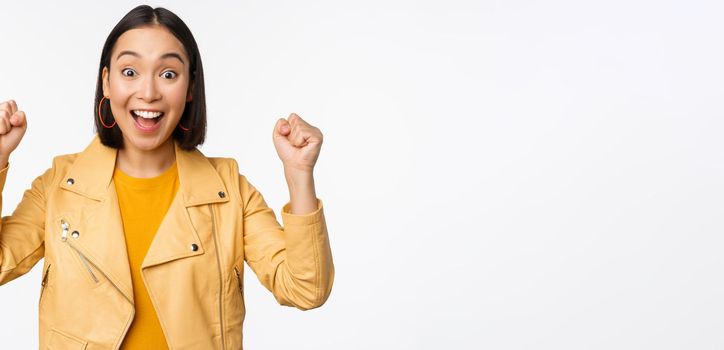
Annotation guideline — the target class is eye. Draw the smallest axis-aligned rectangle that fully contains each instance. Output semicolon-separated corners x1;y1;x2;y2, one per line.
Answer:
121;68;136;77
161;70;177;79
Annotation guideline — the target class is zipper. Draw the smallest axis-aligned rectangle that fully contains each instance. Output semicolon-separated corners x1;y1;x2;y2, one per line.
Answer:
60;220;99;283
59;219;135;349
210;205;227;350
39;263;52;305
41;264;51;287
233;266;243;297
77;250;99;283
233;266;243;348
65;239;135;349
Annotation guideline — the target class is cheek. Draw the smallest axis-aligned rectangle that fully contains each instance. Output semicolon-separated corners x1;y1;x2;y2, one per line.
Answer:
164;84;190;110
108;85;129;116
109;80;134;100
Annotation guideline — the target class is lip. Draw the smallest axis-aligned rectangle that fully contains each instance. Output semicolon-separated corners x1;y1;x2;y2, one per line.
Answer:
130;111;164;133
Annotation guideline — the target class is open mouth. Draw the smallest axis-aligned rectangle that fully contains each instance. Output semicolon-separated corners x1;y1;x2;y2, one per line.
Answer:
131;110;165;130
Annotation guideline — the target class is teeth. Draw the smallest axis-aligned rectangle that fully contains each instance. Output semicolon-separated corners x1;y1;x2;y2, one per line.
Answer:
133;110;163;119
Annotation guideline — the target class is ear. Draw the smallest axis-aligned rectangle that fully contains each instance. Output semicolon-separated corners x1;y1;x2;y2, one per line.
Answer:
101;66;110;97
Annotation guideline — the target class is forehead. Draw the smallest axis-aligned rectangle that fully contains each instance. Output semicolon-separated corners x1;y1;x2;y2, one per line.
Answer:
113;25;187;62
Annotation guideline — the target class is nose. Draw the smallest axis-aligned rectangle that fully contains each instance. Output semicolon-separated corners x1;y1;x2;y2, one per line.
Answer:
138;75;161;102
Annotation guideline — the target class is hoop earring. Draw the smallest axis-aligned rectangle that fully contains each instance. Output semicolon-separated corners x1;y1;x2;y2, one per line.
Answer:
97;96;116;129
179;94;193;131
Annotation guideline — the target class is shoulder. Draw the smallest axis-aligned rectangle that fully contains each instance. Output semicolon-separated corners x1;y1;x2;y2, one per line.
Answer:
34;152;80;186
201;156;256;194
204;156;240;176
202;156;249;186
45;135;104;179
50;152;80;171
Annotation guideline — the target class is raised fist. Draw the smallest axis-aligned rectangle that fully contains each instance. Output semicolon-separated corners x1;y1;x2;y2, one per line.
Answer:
273;113;323;173
0;100;28;165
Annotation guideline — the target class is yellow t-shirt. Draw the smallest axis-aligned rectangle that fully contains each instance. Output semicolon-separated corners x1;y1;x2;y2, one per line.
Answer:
114;162;178;349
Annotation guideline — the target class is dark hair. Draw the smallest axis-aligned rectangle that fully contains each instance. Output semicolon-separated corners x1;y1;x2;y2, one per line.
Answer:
94;5;206;150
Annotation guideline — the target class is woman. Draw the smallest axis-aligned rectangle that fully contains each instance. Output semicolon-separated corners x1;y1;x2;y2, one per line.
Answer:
0;5;334;349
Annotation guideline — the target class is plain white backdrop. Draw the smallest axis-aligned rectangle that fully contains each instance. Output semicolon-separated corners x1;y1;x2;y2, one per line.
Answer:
1;0;723;349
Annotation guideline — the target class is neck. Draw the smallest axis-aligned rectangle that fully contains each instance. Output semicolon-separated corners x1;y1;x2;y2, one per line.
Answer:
116;138;176;178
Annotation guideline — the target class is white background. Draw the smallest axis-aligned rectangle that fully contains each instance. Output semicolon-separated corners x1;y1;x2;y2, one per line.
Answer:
1;0;723;349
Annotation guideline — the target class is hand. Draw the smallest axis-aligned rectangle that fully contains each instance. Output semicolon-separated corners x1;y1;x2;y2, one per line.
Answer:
0;100;28;163
272;113;323;173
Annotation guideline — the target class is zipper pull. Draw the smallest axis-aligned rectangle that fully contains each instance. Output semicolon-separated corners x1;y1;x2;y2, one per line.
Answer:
60;220;69;241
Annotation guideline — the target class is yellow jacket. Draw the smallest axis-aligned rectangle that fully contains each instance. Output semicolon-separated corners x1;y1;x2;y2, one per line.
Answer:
0;135;334;349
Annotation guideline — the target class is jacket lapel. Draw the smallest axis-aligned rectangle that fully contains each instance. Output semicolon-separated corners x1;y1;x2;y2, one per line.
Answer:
58;136;231;301
59;135;117;200
59;136;134;302
141;139;230;269
69;184;135;303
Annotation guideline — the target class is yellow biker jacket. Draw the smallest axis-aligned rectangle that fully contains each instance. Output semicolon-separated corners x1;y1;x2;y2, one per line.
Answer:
0;135;334;349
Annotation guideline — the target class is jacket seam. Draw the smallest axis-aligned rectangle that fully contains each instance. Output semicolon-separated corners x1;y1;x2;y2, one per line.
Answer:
231;161;245;215
212;205;227;350
312;221;321;304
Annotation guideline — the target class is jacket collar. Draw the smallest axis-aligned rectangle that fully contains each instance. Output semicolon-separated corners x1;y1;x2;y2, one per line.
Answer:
59;135;229;207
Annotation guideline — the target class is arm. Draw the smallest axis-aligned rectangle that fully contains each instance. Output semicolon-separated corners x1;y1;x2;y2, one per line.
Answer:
239;173;334;310
241;112;333;310
0;163;49;285
284;167;318;215
0;100;43;285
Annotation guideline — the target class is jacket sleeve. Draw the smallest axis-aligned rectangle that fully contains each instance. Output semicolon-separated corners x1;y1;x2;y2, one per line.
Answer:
0;163;49;285
237;173;334;310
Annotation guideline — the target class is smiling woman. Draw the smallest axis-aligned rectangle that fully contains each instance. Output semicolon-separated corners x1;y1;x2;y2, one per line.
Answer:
95;7;206;178
0;4;334;350
101;25;194;176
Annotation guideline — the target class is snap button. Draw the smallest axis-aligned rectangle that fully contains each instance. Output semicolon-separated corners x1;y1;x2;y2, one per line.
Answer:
191;243;199;251
218;191;226;198
71;231;80;238
66;178;75;185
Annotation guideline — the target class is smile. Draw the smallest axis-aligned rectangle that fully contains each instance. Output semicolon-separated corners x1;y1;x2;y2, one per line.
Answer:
131;109;165;132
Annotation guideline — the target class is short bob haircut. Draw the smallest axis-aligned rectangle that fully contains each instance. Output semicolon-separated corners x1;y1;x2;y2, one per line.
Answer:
94;5;206;151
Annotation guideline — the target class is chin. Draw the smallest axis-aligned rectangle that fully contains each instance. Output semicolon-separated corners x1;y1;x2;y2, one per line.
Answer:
122;132;173;152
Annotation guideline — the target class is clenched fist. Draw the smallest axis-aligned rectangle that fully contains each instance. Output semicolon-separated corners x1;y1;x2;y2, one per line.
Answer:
0;100;28;167
273;113;323;173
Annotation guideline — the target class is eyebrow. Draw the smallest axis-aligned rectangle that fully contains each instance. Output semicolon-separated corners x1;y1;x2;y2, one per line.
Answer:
115;50;186;65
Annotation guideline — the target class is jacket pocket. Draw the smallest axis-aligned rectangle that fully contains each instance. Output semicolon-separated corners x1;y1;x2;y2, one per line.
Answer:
47;327;87;349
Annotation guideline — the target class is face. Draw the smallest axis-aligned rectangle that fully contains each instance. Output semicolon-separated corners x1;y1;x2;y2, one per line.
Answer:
102;25;192;153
